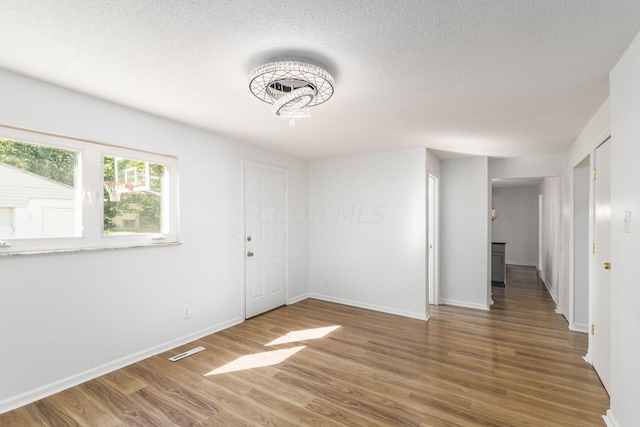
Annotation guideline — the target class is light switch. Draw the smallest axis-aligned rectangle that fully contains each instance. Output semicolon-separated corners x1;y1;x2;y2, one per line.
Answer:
623;211;631;233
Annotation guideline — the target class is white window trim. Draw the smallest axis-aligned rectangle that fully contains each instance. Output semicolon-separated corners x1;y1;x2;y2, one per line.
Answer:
0;125;179;255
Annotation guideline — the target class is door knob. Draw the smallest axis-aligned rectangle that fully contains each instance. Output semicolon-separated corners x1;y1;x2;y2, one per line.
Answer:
604;262;611;270
247;251;254;257
247;236;252;242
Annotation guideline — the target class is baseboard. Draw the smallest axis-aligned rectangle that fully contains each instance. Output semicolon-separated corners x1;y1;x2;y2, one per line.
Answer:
583;350;593;365
309;293;428;321
0;316;244;415
570;322;589;333
287;293;309;305
603;409;621;427
440;299;490;311
538;269;559;305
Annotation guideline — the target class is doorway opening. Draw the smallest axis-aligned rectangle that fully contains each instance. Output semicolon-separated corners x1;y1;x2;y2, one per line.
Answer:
490;178;543;290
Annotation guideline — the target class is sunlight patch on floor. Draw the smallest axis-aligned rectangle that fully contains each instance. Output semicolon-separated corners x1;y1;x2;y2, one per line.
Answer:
204;346;306;375
265;325;341;346
204;325;340;376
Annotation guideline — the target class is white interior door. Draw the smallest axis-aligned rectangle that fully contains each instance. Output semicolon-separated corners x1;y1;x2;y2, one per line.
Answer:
244;164;287;319
428;175;439;305
593;138;612;393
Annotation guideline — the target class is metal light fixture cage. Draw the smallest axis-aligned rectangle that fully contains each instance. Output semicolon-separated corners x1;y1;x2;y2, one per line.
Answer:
249;61;335;121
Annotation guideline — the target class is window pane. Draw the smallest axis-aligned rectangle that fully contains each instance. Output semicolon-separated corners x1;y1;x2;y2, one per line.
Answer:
0;138;79;239
103;156;167;236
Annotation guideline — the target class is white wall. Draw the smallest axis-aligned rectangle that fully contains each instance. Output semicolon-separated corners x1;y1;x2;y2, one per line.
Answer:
539;177;561;305
491;186;539;266
608;31;640;427
564;99;610;171
440;157;490;310
307;149;428;319
572;159;590;331
426;148;441;177
489;153;564;180
0;68;309;412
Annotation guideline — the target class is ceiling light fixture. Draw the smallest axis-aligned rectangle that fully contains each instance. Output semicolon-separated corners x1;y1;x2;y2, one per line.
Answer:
249;61;335;127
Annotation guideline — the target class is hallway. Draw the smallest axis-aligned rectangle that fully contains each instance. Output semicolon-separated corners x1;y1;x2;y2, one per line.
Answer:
434;264;609;425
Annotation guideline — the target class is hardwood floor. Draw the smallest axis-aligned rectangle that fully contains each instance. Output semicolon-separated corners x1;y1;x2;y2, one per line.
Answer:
0;265;608;426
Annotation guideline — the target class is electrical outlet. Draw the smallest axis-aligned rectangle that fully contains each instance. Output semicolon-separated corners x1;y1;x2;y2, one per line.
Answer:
183;307;191;319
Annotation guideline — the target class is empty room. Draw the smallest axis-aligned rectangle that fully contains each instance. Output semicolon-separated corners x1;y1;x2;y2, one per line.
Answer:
1;2;640;426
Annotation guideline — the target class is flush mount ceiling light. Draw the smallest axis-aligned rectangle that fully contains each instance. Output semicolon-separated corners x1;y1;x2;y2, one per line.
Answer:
249;61;334;126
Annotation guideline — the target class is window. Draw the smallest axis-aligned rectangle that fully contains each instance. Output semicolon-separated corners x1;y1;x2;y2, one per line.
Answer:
0;127;178;254
0;138;80;239
103;156;168;236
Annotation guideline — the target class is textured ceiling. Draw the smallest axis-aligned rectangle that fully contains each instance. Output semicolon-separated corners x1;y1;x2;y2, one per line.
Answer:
1;1;639;159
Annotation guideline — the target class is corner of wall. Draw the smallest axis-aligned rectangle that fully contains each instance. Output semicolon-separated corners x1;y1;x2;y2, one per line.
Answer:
603;409;621;427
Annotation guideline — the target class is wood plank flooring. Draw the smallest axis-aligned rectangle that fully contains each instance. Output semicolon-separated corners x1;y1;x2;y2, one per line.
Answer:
0;265;609;426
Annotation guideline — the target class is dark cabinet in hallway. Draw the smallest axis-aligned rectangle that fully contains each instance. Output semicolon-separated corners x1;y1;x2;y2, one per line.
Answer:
492;242;506;284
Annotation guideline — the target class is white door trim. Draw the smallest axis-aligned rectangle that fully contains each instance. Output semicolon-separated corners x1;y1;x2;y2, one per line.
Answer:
567;169;575;328
428;174;439;305
569;156;591;333
241;160;289;319
538;194;543;271
585;135;611;364
587;137;612;388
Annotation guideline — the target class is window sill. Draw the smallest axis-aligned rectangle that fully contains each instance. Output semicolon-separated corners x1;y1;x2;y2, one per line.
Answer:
0;241;181;257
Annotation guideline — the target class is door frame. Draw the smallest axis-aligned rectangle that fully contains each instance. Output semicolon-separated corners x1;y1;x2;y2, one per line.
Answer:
585;135;611;364
569;156;591;333
538;194;543;270
428;174;439;305
241;160;289;319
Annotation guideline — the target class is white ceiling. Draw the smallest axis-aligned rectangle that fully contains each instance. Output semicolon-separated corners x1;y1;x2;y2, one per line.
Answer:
1;1;639;160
